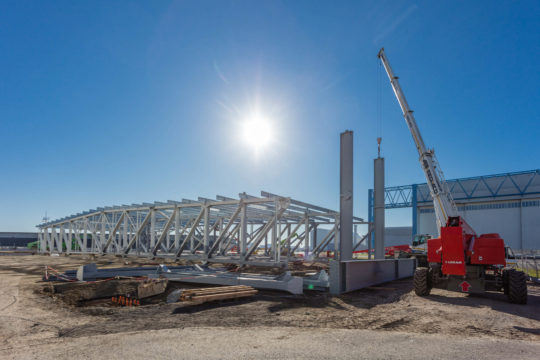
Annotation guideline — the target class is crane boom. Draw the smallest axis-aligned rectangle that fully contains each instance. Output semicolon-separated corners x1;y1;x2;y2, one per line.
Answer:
377;49;527;304
377;48;458;232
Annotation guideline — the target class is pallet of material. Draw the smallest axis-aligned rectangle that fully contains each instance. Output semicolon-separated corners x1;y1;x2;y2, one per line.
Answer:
168;285;257;304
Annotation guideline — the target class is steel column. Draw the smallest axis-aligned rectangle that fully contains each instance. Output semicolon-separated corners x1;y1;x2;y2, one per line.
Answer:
374;157;385;260
339;130;353;261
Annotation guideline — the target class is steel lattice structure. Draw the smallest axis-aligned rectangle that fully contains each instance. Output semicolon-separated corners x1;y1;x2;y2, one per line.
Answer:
368;169;540;237
37;191;367;266
379;169;540;209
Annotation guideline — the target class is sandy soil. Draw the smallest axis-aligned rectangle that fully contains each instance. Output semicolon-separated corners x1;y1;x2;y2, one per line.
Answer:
0;255;539;358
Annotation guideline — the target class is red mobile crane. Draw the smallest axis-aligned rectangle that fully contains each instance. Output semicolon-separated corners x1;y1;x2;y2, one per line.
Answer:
378;48;527;303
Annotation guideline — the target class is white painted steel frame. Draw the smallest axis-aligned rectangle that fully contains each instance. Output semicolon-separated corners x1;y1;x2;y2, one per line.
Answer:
37;191;368;266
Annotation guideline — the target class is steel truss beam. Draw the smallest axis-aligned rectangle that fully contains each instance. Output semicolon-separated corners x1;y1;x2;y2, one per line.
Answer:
37;191;369;266
377;169;540;209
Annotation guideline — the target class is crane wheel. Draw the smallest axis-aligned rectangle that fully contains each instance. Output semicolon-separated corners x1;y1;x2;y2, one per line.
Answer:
507;269;528;304
414;267;432;296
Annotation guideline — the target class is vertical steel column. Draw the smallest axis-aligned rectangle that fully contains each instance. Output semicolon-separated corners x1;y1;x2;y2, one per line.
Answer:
123;213;129;249
136;212;140;255
274;200;279;263
38;230;43;253
339;130;353;261
287;223;291;257
68;222;73;253
203;205;210;254
218;217;224;254
312;224;318;251
240;203;247;259
83;221;88;253
374;157;385;259
334;215;339;260
353;224;357;253
174;208;180;249
49;226;54;252
51;226;57;252
166;216;171;251
304;214;310;257
101;213;106;252
43;228;48;252
412;184;418;237
213;217;219;255
92;220;98;252
368;189;373;259
150;209;156;249
45;228;50;253
59;225;65;254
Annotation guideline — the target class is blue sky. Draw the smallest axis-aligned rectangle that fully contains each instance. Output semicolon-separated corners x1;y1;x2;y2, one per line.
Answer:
1;0;539;232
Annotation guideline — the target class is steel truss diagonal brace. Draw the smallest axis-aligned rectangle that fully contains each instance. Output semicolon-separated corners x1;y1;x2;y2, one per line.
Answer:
123;210;152;254
102;212;126;253
207;204;242;257
176;207;205;257
244;198;290;260
151;208;177;255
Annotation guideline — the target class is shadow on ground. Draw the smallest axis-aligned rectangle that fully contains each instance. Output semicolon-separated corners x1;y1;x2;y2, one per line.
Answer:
425;283;540;322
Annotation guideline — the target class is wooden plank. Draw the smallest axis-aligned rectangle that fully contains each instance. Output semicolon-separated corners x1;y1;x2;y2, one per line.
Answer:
185;290;258;302
181;286;252;296
182;289;257;300
167;286;257;304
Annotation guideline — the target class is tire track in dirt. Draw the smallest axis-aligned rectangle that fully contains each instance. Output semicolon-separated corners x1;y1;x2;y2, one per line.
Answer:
0;292;18;312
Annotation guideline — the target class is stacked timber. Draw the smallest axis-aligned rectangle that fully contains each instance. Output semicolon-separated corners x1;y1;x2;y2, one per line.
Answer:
169;285;257;304
47;278;168;305
137;279;168;299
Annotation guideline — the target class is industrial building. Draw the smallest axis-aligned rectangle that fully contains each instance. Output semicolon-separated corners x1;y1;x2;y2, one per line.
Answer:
379;169;540;249
0;232;37;247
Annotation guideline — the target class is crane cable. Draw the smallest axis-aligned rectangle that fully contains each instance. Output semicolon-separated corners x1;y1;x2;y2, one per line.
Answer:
376;59;383;157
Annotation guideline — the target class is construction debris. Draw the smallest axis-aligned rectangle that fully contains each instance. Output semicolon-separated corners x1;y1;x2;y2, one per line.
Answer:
45;278;168;305
167;285;257;304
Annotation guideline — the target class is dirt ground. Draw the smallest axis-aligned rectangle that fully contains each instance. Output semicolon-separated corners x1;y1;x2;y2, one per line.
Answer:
1;254;539;357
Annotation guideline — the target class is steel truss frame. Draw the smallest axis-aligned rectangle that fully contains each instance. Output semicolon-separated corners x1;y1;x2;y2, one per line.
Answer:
37;191;367;266
368;169;540;239
377;169;540;210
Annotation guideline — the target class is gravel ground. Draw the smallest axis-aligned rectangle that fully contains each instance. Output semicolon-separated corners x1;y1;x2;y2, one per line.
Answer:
1;255;539;359
3;326;540;360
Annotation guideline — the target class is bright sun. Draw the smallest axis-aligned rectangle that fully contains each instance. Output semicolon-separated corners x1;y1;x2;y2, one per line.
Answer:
242;116;272;150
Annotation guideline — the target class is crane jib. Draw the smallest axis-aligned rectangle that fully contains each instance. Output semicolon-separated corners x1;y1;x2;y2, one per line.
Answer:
422;160;439;194
426;172;439;194
378;48;459;232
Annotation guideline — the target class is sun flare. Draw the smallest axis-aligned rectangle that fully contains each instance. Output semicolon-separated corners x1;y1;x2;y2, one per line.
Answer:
242;116;273;150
